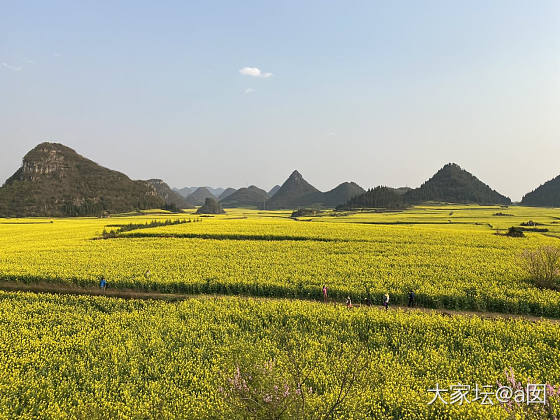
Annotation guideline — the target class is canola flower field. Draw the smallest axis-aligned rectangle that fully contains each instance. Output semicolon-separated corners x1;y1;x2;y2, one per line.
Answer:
0;290;559;419
1;205;560;316
2;205;560;419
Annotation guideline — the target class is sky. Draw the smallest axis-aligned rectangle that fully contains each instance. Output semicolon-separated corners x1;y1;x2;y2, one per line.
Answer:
1;1;558;201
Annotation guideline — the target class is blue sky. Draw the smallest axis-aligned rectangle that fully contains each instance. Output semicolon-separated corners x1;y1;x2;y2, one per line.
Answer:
1;1;558;200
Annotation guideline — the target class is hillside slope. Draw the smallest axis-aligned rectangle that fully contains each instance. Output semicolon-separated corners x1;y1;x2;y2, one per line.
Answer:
268;185;281;197
522;175;560;207
219;187;237;200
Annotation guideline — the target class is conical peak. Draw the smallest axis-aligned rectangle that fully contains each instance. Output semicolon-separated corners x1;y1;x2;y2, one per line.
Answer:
288;170;303;181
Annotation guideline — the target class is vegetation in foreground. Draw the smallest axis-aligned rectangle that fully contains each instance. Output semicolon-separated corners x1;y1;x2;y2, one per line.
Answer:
0;291;559;419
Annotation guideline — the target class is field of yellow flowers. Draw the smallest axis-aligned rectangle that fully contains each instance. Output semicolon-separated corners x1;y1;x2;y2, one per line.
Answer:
2;205;560;418
1;205;560;316
0;290;559;419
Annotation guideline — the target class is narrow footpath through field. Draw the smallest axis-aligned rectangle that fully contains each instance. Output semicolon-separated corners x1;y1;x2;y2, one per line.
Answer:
1;280;558;324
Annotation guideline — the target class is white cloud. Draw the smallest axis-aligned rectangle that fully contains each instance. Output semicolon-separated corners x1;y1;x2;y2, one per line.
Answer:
327;132;337;137
239;67;272;78
244;88;255;94
1;62;22;71
53;52;61;57
25;59;35;65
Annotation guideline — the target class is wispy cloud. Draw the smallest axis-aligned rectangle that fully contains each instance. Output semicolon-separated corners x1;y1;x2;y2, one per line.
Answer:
239;67;272;78
53;52;62;57
1;62;22;72
244;88;255;94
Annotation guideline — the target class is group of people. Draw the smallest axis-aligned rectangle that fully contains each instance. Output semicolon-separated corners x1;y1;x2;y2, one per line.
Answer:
322;285;416;310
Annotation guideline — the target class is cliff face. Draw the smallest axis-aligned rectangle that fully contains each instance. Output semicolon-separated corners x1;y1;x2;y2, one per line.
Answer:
0;142;164;217
5;143;73;184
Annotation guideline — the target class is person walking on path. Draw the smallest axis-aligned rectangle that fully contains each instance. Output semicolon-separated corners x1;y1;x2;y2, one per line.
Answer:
346;296;353;308
99;277;107;292
383;293;390;311
408;290;415;307
322;285;328;303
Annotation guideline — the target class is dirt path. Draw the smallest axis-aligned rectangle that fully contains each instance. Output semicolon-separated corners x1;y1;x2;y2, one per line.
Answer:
0;280;558;324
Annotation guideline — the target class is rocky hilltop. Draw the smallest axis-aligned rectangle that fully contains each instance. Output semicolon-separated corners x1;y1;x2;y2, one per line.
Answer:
0;142;164;217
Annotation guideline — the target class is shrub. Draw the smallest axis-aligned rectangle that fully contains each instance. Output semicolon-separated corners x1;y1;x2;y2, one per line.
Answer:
506;227;525;237
520;246;560;289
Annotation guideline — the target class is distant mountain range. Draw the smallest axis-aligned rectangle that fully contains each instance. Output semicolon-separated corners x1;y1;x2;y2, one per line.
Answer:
170;172;366;210
202;172;367;210
175;186;225;199
2;143;559;217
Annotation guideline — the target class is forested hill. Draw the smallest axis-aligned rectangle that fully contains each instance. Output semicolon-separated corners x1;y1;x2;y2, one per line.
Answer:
340;186;406;209
340;163;511;209
404;163;511;205
522;174;560;207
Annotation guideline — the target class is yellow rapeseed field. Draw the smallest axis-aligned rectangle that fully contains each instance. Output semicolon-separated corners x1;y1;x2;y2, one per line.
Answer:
1;205;560;316
0;291;559;419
